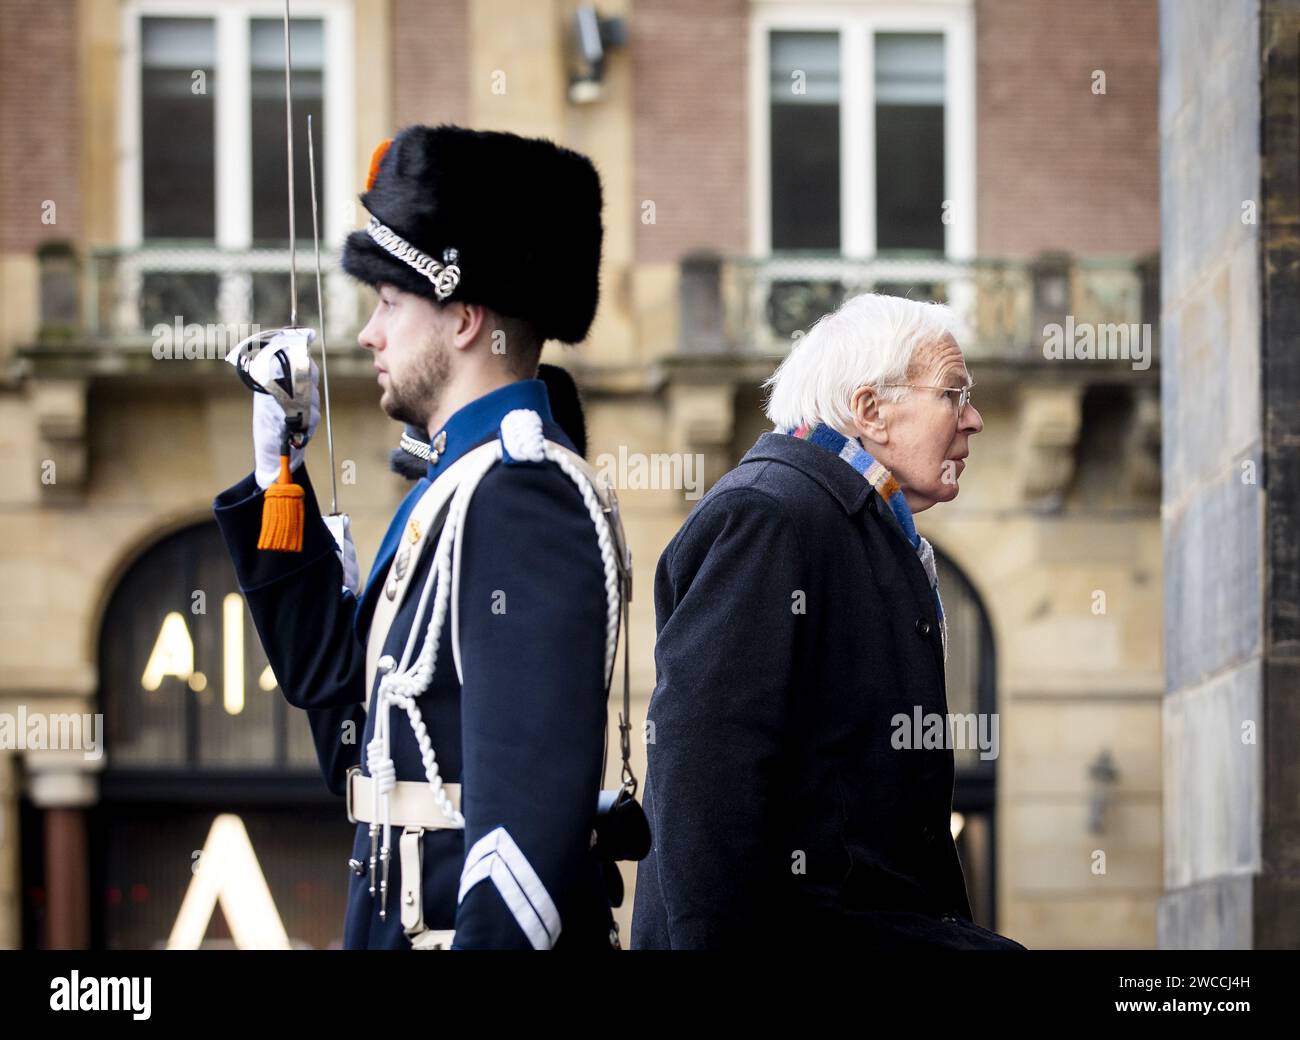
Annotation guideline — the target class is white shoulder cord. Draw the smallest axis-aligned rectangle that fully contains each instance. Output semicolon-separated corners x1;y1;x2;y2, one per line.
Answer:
363;409;623;918
451;410;622;687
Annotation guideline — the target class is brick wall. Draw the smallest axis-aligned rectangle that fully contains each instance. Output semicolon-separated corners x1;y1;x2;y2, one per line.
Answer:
976;0;1160;257
0;0;1157;264
626;0;1155;264
0;0;81;253
391;0;469;129
631;0;749;263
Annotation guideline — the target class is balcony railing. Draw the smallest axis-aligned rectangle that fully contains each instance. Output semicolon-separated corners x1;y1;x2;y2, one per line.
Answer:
679;251;1160;362
31;245;1159;371
73;244;362;350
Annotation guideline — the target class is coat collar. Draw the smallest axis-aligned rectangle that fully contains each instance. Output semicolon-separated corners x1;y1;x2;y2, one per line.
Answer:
740;431;873;515
425;378;554;480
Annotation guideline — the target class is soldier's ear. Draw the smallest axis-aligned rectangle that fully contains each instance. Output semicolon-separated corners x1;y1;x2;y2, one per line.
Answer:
447;301;488;352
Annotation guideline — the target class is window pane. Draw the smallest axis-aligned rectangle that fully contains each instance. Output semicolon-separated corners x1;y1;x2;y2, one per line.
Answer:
192;548;276;766
141;18;216;240
769;31;840;251
101;531;191;768
251;271;322;331
935;552;992;773
99;523;298;771
139;271;220;331
874;33;945;253
251;18;324;257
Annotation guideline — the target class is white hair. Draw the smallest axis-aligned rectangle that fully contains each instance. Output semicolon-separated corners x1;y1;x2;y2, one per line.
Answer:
762;292;962;432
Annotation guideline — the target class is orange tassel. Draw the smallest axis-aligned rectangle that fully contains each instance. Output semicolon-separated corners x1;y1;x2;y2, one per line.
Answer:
258;454;305;552
366;138;393;192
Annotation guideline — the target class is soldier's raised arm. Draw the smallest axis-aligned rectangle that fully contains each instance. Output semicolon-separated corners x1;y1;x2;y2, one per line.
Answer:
214;461;368;713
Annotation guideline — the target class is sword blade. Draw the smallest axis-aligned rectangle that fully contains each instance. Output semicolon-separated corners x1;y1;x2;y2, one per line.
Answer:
283;0;297;327
307;113;339;515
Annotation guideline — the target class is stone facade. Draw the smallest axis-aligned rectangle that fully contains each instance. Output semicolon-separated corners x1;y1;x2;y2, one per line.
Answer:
0;0;1169;949
1158;0;1300;949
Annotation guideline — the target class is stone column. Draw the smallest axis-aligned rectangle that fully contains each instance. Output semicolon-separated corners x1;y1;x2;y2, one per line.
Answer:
27;756;97;950
1158;0;1300;948
0;753;19;949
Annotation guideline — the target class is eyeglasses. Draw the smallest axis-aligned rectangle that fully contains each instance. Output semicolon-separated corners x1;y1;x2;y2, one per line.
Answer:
881;382;975;418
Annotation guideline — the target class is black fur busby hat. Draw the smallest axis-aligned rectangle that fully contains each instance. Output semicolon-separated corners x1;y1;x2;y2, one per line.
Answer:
341;124;604;345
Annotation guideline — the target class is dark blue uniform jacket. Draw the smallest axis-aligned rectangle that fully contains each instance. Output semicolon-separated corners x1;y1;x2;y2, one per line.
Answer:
214;379;616;949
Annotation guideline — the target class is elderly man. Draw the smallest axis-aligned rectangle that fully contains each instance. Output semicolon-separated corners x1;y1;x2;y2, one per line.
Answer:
631;292;1024;950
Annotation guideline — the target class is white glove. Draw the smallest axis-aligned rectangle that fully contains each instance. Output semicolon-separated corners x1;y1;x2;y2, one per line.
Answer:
322;513;360;596
254;352;321;490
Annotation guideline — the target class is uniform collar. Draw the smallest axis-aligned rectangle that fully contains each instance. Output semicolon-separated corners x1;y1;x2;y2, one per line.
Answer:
425;379;554;479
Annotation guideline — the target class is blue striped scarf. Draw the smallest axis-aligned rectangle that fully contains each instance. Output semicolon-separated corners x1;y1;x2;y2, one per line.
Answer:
784;422;948;661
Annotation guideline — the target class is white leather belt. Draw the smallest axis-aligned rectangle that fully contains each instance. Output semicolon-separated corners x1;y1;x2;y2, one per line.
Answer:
345;766;463;829
346;767;461;949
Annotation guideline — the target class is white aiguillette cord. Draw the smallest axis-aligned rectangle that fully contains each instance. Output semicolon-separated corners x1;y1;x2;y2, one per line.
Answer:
360;410;625;923
363;444;500;701
363;447;497;919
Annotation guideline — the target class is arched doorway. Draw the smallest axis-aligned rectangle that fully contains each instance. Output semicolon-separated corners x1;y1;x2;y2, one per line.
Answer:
933;546;999;929
89;521;352;948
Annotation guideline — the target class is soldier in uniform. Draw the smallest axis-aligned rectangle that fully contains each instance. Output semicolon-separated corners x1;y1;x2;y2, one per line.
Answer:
213;124;627;950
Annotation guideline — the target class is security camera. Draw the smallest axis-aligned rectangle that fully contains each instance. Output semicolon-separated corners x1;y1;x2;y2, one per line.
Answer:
576;6;604;70
568;6;627;104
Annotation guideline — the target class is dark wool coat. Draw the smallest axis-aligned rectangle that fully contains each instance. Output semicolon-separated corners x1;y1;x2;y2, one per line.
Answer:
631;431;1025;950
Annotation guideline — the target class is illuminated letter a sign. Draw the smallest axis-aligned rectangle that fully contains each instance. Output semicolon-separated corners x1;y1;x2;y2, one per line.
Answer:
166;814;292;950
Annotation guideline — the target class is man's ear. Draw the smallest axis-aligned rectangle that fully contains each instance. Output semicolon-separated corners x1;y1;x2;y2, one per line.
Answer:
850;384;889;446
449;301;488;351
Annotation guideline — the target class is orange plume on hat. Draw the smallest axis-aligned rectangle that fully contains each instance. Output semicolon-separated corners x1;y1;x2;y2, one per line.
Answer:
366;138;393;192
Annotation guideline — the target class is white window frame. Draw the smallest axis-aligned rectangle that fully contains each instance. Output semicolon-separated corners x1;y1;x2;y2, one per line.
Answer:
119;0;355;252
749;0;975;260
